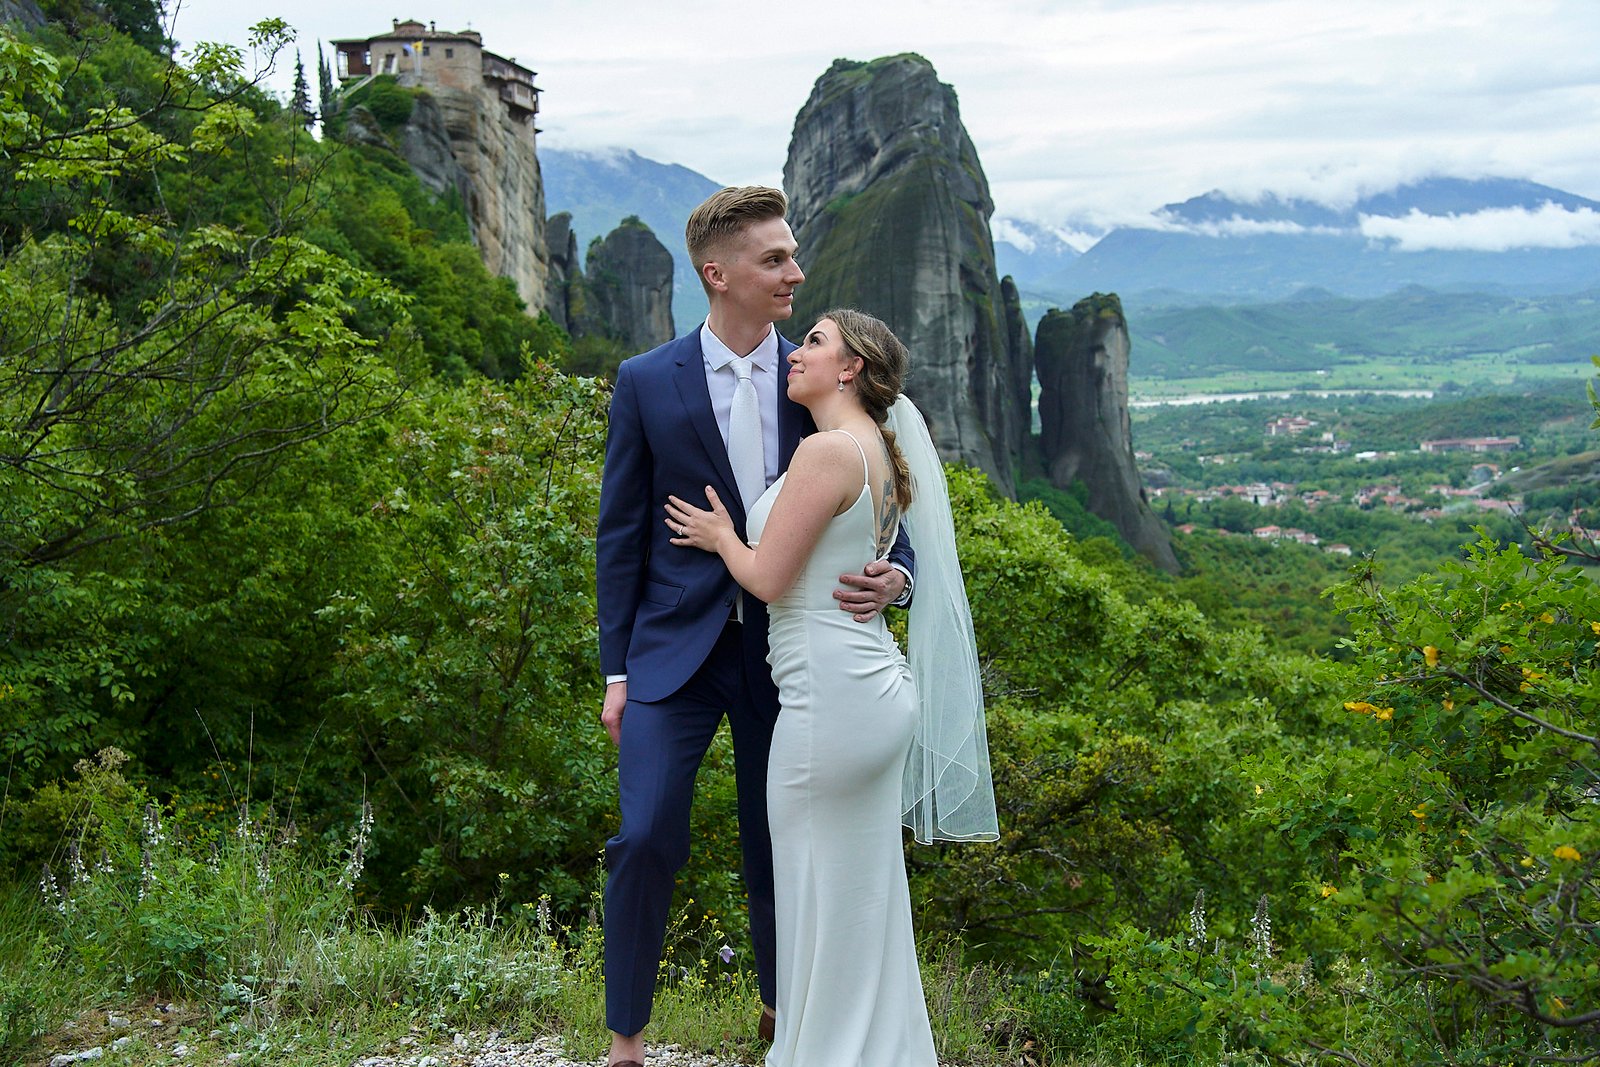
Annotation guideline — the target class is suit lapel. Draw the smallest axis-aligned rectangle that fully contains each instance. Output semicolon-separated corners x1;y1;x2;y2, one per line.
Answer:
671;333;744;522
777;333;806;466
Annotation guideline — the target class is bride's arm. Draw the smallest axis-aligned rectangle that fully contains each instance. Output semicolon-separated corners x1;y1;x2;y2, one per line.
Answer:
666;433;857;603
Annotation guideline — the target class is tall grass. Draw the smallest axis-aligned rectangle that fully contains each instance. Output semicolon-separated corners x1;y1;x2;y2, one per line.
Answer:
0;751;1028;1065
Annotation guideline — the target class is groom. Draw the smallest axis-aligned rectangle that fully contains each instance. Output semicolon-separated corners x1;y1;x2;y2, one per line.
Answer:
595;186;914;1066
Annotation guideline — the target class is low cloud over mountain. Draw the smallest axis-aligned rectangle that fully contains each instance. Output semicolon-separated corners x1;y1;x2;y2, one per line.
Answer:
998;177;1600;306
1358;203;1600;252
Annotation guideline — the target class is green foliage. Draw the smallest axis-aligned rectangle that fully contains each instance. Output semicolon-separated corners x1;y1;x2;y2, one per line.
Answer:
315;368;613;910
1310;537;1599;1054
1016;476;1130;551
910;466;1343;970
362;76;415;129
559;333;629;380
35;0;167;52
1128;288;1600;379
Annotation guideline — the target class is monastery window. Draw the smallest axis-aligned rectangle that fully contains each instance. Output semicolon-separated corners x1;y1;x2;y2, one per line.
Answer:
445;47;453;58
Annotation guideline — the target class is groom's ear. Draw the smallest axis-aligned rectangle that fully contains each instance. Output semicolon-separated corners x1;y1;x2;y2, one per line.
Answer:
701;259;727;294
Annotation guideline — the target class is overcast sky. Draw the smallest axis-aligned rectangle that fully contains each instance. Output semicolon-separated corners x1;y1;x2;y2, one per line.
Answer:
171;0;1600;242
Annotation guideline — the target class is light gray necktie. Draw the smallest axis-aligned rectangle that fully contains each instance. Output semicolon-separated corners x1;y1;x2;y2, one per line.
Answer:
728;356;765;512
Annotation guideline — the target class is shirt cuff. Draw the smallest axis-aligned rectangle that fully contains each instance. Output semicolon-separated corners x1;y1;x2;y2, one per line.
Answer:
889;563;913;607
605;674;627;686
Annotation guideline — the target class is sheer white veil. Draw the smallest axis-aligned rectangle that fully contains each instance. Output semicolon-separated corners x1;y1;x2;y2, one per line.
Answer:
885;394;999;845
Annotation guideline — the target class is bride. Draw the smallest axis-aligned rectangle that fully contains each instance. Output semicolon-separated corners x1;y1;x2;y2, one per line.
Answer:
666;308;997;1066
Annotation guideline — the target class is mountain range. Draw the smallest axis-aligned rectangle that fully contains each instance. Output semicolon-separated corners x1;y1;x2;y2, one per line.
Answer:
540;148;1600;357
998;178;1600;312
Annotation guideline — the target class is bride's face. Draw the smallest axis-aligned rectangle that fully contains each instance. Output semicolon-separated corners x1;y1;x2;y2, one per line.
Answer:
787;318;861;404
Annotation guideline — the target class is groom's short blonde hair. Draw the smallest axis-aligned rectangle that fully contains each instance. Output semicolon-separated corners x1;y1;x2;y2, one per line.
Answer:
685;186;789;295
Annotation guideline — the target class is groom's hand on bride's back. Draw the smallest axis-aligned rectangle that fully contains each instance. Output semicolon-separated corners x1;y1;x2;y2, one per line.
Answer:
601;680;627;745
834;560;907;623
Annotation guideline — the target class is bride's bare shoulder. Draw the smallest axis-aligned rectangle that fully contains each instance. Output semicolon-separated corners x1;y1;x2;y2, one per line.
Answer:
786;432;862;504
790;430;859;467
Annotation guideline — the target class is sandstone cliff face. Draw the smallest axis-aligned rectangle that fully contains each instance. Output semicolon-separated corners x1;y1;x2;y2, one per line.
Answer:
783;55;1030;494
400;94;470;205
543;212;578;335
1035;295;1178;572
580;218;674;353
544;215;673;353
398;85;549;314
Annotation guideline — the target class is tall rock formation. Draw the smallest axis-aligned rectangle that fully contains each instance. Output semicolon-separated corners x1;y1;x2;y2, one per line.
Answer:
331;22;549;314
543;211;579;336
580;218;674;353
544;215;674;354
1035;295;1178;572
783;54;1030;495
407;87;549;313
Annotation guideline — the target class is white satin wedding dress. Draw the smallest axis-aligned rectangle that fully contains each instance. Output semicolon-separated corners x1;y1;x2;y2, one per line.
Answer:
747;429;938;1067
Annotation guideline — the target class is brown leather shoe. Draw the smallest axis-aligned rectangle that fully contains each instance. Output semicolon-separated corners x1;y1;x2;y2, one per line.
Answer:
609;1062;645;1067
758;1006;776;1042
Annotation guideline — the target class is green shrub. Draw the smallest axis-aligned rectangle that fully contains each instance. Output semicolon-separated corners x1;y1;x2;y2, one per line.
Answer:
363;76;414;128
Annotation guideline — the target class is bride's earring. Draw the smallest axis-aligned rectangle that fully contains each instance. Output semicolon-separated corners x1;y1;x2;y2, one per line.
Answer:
837;377;847;391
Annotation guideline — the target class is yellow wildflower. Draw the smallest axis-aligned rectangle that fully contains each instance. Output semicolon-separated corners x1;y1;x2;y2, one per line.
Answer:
1255;783;1265;796
1591;621;1600;635
1410;805;1427;820
1520;856;1535;868
1344;700;1376;715
1553;845;1582;862
1539;612;1555;624
1442;698;1455;711
1320;885;1338;898
1375;706;1394;722
1423;645;1439;668
1551;996;1567;1016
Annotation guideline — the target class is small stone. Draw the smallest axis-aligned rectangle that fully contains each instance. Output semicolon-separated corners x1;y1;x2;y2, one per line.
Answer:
148;1019;165;1029
112;1036;134;1050
453;1032;467;1047
107;1015;131;1029
172;1043;189;1058
49;1056;74;1067
418;1057;440;1067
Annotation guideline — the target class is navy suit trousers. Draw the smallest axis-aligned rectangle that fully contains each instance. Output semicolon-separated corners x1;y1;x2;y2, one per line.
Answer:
604;620;778;1034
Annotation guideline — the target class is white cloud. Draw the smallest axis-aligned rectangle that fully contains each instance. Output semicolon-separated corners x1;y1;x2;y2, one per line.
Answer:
172;0;1600;226
1144;215;1347;238
1359;202;1600;251
990;218;1037;254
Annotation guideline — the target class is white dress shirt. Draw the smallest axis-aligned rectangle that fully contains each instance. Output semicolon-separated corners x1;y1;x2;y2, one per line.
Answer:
700;321;781;490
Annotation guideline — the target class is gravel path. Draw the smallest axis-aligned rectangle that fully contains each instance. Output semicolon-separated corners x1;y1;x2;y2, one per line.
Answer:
353;1034;745;1067
43;1017;754;1067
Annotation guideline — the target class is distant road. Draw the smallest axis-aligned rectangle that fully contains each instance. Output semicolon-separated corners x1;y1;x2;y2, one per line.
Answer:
1129;388;1436;408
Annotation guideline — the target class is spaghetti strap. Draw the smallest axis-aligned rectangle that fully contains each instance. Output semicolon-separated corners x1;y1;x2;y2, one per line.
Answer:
828;428;871;490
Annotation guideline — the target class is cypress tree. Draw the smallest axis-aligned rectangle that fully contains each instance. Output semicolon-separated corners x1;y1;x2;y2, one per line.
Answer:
291;50;315;129
317;42;336;125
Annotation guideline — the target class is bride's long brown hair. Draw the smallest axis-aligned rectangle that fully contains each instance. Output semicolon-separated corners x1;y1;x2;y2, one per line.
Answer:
819;308;913;509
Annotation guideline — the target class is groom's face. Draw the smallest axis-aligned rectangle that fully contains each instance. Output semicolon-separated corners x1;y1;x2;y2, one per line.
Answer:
712;217;805;324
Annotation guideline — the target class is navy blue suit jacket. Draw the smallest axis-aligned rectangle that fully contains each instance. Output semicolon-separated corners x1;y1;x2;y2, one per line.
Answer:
596;327;914;707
